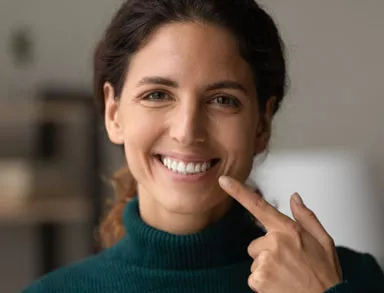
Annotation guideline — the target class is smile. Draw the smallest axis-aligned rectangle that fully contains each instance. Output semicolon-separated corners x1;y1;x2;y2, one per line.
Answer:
157;155;220;175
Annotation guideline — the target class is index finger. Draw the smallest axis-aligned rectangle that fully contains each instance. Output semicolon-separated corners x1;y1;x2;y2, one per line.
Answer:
218;175;292;231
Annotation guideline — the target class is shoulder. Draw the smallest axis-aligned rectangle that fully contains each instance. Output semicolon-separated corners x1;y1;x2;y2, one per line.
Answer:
21;251;121;293
335;246;384;291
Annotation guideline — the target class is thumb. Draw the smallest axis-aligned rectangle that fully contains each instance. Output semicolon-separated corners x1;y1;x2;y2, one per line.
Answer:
290;193;332;249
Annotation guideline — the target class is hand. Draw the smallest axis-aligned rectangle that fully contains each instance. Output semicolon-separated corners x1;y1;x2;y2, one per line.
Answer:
219;176;342;293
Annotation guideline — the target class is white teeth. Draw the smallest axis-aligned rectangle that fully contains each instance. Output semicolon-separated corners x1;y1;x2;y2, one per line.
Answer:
186;163;195;173
159;156;215;175
171;160;178;172
177;162;186;174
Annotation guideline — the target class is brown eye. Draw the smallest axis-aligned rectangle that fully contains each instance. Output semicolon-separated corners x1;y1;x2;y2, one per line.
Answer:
144;91;169;101
211;96;241;108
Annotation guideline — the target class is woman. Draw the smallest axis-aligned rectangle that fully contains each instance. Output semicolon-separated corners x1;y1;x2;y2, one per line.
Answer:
23;0;384;292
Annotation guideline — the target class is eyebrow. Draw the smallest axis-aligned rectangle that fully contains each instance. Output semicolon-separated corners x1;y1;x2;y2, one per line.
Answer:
205;81;248;94
137;76;178;88
137;76;248;94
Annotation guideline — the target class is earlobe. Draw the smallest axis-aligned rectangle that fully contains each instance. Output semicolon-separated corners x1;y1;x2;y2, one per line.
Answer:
104;82;124;145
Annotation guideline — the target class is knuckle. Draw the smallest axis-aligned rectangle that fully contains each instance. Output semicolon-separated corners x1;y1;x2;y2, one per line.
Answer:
304;208;318;222
247;240;256;257
248;270;268;292
258;251;270;265
287;223;304;248
247;239;262;258
250;251;270;274
248;273;257;291
250;260;257;273
253;196;269;211
324;235;336;249
268;232;282;252
294;234;305;249
287;221;301;236
267;233;287;262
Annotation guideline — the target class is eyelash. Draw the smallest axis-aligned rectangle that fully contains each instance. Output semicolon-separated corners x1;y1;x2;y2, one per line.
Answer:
209;95;241;108
142;91;171;101
141;91;241;108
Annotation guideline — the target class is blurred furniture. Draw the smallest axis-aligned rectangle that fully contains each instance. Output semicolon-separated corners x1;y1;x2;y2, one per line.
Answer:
249;150;384;268
0;88;103;276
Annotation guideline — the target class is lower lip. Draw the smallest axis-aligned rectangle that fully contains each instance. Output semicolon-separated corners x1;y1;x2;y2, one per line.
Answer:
154;157;218;182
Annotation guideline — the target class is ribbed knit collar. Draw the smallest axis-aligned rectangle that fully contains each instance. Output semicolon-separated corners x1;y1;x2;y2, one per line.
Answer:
118;197;265;270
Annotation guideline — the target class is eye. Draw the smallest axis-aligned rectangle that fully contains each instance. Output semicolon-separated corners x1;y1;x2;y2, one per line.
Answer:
142;91;170;101
210;95;241;108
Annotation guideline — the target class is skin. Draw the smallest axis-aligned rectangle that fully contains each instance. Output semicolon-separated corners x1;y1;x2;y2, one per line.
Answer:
104;21;342;292
104;21;274;234
219;176;342;292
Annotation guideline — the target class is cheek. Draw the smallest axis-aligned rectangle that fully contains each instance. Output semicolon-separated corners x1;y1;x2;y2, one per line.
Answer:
211;114;256;154
211;114;257;179
120;107;163;160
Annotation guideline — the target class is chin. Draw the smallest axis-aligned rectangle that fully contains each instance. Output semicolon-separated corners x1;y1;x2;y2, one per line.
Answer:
157;187;229;215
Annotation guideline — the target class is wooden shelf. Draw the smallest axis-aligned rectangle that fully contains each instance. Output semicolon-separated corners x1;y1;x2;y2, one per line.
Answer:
0;195;92;225
0;101;88;124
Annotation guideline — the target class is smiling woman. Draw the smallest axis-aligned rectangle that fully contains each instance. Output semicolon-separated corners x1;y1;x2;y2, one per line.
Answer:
22;0;384;293
101;20;273;236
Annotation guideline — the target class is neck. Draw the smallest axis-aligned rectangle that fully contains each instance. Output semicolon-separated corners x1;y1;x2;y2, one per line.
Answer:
120;196;265;270
137;186;234;235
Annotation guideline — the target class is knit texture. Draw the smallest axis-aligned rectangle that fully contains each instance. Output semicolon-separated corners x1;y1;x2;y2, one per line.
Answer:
22;197;384;293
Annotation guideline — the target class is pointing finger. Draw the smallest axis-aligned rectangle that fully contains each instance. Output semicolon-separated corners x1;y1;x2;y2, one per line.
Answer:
219;175;292;231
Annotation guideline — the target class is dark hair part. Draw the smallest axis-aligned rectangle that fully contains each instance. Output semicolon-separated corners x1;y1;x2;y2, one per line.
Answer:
94;0;287;248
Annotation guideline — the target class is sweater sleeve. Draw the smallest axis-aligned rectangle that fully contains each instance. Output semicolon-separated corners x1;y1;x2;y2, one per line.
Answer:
324;248;384;293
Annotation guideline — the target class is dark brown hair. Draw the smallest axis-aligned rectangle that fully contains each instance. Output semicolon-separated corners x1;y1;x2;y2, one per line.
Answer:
94;0;287;248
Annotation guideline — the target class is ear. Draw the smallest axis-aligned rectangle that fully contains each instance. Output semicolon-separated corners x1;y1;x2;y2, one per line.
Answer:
104;82;124;145
254;96;276;154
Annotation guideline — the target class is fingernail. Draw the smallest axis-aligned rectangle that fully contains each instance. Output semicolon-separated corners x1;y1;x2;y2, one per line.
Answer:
219;176;233;189
293;193;304;206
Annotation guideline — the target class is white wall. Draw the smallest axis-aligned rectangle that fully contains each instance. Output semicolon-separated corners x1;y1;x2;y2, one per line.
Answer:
258;0;384;182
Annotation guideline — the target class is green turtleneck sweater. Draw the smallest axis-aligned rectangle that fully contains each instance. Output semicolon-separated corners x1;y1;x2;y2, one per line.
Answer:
22;197;384;293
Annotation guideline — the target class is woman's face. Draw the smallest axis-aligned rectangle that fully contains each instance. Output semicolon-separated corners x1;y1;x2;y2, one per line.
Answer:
105;22;273;217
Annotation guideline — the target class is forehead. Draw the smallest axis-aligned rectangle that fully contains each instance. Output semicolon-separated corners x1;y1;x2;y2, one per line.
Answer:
125;21;254;89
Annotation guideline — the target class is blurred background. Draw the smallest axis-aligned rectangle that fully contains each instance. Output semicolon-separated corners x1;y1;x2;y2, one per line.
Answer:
0;0;383;292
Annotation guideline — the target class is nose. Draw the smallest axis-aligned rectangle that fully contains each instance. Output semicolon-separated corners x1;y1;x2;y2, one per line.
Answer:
169;97;207;146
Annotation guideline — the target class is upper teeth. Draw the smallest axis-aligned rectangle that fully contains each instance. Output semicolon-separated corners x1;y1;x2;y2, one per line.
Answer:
161;156;212;175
